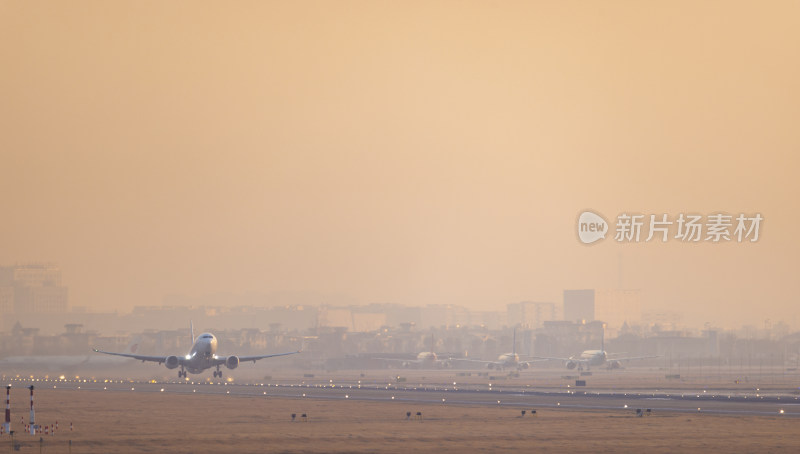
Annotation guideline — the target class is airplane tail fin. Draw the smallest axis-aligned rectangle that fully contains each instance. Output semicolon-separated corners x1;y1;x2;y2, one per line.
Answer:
512;327;517;356
127;335;143;354
601;324;605;352
190;321;195;345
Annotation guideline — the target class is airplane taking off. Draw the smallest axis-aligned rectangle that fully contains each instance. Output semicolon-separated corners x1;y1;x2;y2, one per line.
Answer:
93;323;300;378
535;329;658;370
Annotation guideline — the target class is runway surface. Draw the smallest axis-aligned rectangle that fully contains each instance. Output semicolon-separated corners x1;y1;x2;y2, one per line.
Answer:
5;373;799;418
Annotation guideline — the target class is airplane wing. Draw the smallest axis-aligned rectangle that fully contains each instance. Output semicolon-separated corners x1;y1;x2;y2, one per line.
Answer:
519;359;549;365
233;350;301;364
452;358;499;366
375;357;417;363
607;355;660;361
92;348;169;364
531;356;574;361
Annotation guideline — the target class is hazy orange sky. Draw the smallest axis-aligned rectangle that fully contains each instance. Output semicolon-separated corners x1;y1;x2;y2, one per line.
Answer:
1;1;798;328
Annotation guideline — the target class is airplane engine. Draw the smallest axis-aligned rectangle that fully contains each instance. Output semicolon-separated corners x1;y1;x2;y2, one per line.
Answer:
608;360;621;369
225;355;240;370
565;360;577;370
165;355;180;370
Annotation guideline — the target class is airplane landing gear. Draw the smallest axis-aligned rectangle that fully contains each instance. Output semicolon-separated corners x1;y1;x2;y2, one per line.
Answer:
213;366;222;379
178;369;187;378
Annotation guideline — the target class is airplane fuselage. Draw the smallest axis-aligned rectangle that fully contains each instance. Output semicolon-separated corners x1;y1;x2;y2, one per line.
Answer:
182;333;219;374
416;351;438;363
576;349;607;367
564;350;607;370
497;352;520;368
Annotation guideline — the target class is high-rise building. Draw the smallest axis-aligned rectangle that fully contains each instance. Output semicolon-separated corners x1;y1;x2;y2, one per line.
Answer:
0;263;69;314
563;289;595;322
507;301;556;329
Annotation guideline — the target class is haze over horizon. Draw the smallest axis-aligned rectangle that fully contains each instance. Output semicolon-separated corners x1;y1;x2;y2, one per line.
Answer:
1;1;798;329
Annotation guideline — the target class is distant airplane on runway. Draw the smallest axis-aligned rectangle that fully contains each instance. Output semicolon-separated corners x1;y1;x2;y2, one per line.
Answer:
534;328;658;370
377;334;453;369
459;328;544;371
93;323;300;378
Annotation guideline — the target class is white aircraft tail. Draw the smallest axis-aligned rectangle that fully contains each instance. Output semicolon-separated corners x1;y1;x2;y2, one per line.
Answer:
512;327;517;356
190;321;195;346
601;324;605;352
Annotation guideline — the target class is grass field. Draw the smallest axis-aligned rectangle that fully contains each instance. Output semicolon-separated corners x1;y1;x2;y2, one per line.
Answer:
2;388;799;453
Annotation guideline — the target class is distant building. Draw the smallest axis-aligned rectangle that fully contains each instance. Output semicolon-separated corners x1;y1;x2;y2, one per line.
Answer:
316;306;388;332
15;285;69;313
595;289;642;330
507;301;556;329
563;289;642;330
351;312;387;333
470;310;504;329
642;310;683;331
563;289;594;323
0;263;69;314
0;286;13;314
360;303;422;328
316;306;353;330
420;304;470;329
0;267;14;313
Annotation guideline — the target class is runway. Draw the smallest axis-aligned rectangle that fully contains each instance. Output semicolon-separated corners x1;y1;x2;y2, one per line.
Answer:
5;374;798;418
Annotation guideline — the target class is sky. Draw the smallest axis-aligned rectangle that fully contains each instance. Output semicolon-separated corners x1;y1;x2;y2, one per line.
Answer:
1;1;798;328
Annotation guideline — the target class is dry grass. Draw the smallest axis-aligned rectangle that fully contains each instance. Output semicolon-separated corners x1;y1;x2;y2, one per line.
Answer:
3;388;799;453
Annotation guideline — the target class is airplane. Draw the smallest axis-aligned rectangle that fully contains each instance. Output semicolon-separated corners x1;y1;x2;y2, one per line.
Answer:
93;323;301;378
377;334;452;369
459;328;543;371
534;329;658;370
